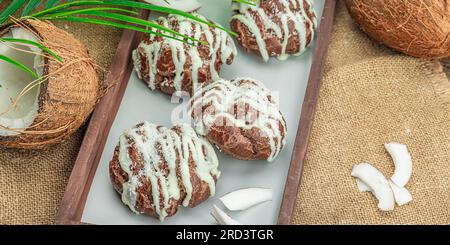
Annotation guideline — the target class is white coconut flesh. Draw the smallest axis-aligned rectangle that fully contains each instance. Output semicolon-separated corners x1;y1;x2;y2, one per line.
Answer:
388;180;412;206
351;163;395;211
355;178;371;192
0;28;42;136
385;142;413;187
143;0;202;12
211;205;242;225
220;188;273;211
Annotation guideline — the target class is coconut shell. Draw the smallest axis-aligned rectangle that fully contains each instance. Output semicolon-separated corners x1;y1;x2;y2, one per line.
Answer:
0;20;101;149
345;0;450;59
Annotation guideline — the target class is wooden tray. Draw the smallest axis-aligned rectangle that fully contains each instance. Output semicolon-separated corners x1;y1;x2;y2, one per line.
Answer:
54;0;337;225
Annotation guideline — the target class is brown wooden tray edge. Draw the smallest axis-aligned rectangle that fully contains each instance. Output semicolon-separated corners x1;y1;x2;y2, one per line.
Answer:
277;0;337;225
54;10;150;224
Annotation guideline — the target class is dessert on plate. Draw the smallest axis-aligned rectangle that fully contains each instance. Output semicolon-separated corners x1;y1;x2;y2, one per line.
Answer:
230;0;317;61
189;78;287;161
133;13;237;95
109;122;220;221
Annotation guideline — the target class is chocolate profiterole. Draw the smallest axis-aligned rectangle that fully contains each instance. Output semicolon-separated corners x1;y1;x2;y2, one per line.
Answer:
109;122;220;221
230;0;317;61
133;13;237;95
189;78;287;161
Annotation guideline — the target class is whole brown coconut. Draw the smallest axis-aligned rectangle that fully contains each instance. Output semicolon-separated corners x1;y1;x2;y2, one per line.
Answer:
0;20;101;149
345;0;450;59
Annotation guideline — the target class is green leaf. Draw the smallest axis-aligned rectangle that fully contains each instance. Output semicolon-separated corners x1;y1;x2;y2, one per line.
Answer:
44;16;192;45
0;0;27;25
0;37;63;62
31;0;236;36
21;1;42;17
31;1;108;17
0;54;38;78
53;10;202;44
103;0;235;35
45;0;61;9
45;7;139;17
233;0;257;5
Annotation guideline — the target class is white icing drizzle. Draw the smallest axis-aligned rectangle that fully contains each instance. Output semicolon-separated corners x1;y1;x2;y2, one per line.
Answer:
231;0;317;62
189;78;287;162
132;13;237;93
117;122;220;221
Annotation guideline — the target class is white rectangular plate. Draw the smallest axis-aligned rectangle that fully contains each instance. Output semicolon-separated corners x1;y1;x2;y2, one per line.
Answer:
82;0;325;225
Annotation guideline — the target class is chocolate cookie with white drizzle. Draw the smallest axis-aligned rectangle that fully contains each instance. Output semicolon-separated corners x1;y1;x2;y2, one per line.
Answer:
189;78;287;162
132;13;237;95
109;122;220;221
230;0;317;62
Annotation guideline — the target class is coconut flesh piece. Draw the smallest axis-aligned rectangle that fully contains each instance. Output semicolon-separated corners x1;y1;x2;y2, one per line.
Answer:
356;177;412;206
220;188;273;211
356;178;371;192
351;163;395;211
385;142;412;187
388;180;412;206
211;205;242;225
143;0;202;12
0;28;43;136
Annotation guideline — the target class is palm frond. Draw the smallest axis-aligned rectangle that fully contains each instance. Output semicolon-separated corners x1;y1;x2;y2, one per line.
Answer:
44;0;61;9
233;0;258;6
0;0;247;81
21;1;42;17
43;7;140;17
0;0;27;24
29;0;235;36
0;37;63;62
1;1;237;43
46;16;189;44
44;10;205;45
0;54;38;78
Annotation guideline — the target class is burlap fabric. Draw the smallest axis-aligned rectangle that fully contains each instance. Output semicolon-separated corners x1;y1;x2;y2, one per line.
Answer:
1;1;449;225
0;1;122;224
292;1;450;224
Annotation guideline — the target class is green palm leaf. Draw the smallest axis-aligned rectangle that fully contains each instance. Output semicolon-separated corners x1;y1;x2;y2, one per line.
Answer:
0;37;63;62
102;0;235;35
45;16;190;44
45;0;61;9
233;0;257;5
44;7;139;17
45;10;203;44
21;1;42;17
0;0;27;24
31;0;235;36
0;54;38;78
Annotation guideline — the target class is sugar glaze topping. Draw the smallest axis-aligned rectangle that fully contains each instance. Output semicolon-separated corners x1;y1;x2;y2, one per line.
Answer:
133;13;237;93
231;0;317;61
118;122;220;221
190;78;287;162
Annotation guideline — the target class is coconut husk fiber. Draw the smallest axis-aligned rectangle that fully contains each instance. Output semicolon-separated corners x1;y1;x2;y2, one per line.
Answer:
292;1;450;224
0;1;122;224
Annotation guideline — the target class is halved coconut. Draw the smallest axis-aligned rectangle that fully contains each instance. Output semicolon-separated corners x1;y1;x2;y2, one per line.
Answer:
0;20;101;149
0;28;41;137
143;0;202;12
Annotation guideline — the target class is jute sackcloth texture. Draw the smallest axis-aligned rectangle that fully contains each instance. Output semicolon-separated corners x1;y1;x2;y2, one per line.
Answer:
0;1;122;224
292;1;450;224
